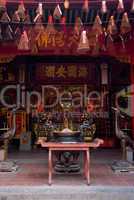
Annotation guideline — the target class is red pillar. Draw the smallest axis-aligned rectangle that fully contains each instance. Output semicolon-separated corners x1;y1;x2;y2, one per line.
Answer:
131;58;134;139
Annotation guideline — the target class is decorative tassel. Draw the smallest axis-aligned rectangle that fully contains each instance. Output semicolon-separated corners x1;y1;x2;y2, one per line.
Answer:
107;16;117;35
118;0;124;11
77;30;90;52
18;30;29;50
74;17;83;36
64;0;69;9
120;12;131;34
101;0;107;13
83;0;89;13
53;4;62;20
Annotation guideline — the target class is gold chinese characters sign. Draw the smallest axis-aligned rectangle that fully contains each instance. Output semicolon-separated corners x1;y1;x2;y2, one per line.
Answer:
35;64;94;83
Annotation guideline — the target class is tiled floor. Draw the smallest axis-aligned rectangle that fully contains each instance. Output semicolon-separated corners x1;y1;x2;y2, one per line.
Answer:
0;148;134;186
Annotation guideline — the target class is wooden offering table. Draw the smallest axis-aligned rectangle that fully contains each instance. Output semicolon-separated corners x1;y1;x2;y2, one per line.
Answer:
37;138;103;185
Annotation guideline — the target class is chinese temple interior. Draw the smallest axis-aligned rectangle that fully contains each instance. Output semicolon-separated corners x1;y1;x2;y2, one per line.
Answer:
0;0;134;182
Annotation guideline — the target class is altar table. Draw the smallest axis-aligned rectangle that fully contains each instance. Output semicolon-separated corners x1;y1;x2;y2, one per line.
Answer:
37;138;103;185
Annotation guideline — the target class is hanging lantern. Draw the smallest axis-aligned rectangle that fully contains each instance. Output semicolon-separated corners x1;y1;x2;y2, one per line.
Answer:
17;1;25;20
92;15;102;36
18;30;29;50
118;0;124;11
101;0;107;13
74;17;83;36
120;12;131;34
77;30;90;52
107;16;117;35
83;0;89;13
53;4;62;20
64;0;69;9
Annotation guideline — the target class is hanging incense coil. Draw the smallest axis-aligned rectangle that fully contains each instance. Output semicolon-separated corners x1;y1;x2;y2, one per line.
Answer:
77;30;90;52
